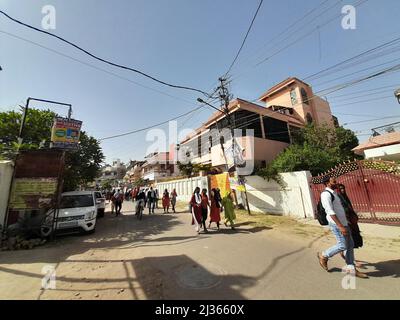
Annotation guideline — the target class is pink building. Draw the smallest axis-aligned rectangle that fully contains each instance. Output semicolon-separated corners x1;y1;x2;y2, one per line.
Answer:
179;77;334;173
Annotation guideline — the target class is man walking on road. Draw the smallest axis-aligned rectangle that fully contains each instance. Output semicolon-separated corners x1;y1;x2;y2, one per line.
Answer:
114;189;124;216
147;187;156;214
317;176;368;279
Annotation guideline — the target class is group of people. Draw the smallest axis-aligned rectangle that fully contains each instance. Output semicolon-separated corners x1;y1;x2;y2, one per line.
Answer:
107;189;124;216
159;189;178;213
189;187;236;234
128;186;179;215
318;176;368;279
106;185;238;234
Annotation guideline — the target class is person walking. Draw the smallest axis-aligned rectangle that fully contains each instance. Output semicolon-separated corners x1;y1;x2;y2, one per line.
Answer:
190;187;203;234
147;187;156;214
114;189;124;216
337;183;363;265
317;176;368;278
200;189;210;233
209;188;221;230
110;191;116;214
155;188;160;209
171;188;178;213
162;189;171;213
221;191;236;229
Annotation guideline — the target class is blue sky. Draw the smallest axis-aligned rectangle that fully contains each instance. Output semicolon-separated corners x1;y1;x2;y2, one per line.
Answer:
1;0;400;164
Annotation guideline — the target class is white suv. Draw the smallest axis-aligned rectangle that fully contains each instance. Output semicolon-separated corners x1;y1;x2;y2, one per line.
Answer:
94;191;106;218
41;191;98;236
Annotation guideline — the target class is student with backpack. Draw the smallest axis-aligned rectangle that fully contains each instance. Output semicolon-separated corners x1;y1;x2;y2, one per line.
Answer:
316;176;368;279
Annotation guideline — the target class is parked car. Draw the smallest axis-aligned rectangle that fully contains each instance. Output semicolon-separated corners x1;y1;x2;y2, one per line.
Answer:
41;191;98;236
94;191;106;218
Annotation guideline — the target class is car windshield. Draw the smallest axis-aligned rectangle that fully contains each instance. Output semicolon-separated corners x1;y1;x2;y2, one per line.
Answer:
60;195;94;208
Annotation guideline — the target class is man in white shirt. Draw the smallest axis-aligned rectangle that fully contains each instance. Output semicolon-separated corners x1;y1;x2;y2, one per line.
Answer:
317;176;368;279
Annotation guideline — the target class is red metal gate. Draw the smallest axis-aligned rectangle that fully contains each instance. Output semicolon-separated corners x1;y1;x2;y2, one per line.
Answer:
310;160;400;225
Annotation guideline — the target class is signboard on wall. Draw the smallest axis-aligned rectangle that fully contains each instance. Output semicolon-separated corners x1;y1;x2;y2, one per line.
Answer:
9;178;58;209
209;173;231;197
51;117;82;149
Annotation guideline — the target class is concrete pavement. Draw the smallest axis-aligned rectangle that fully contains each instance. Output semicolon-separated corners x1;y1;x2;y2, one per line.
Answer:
0;200;399;300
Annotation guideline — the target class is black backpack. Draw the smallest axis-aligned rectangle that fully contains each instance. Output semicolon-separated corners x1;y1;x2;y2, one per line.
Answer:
316;191;334;226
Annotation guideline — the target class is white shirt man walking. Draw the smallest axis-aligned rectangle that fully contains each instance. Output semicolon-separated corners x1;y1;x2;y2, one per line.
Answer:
317;176;368;279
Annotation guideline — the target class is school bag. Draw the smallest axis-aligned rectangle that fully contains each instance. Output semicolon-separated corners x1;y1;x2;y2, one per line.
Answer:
316;190;334;226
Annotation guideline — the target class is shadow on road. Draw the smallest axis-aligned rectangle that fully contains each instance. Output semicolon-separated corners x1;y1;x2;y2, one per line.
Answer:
0;212;184;265
329;259;400;278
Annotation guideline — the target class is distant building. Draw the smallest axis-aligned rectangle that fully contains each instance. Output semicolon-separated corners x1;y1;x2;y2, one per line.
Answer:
97;159;127;187
141;152;174;182
179;77;334;173
352;131;400;160
124;160;146;182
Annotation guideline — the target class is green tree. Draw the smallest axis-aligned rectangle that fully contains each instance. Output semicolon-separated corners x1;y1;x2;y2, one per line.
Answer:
177;161;212;177
177;161;194;177
101;180;113;191
0;108;104;191
258;124;361;177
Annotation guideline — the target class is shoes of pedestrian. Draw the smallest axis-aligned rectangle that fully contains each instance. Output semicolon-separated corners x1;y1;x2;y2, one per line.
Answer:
317;252;329;271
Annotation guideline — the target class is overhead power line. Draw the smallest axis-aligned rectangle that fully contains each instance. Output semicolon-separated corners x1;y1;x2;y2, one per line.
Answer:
343;115;400;126
99;106;204;141
224;0;264;76
0;30;199;106
0;9;209;96
230;0;336;75
304;35;400;81
230;0;368;82
327;83;400;99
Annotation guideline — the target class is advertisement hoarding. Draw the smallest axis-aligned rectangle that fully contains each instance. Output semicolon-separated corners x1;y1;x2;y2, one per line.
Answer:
51;117;82;149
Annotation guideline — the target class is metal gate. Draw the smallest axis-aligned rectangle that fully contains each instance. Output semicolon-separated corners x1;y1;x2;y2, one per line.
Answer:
310;160;400;225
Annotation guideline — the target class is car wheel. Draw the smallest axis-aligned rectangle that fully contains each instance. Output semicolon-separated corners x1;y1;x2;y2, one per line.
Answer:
40;225;53;238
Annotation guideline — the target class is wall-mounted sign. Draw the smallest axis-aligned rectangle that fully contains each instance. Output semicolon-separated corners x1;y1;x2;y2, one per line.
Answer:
51;117;82;149
9;178;58;209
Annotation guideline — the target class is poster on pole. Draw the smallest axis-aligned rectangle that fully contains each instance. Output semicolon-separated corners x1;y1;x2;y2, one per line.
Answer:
51;117;82;149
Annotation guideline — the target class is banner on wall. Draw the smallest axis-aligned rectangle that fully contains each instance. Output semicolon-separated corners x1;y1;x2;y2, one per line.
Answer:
209;173;231;197
51;117;82;149
9;178;58;210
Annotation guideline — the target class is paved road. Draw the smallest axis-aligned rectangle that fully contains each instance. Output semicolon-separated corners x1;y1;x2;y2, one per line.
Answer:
0;201;399;300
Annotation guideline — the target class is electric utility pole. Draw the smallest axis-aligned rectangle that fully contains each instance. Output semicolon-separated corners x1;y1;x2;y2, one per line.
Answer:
216;77;251;215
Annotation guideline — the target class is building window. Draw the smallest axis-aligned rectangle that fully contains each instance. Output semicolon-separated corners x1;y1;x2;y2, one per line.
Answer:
208;135;213;153
301;88;309;105
290;89;297;105
197;137;201;157
263;116;290;143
